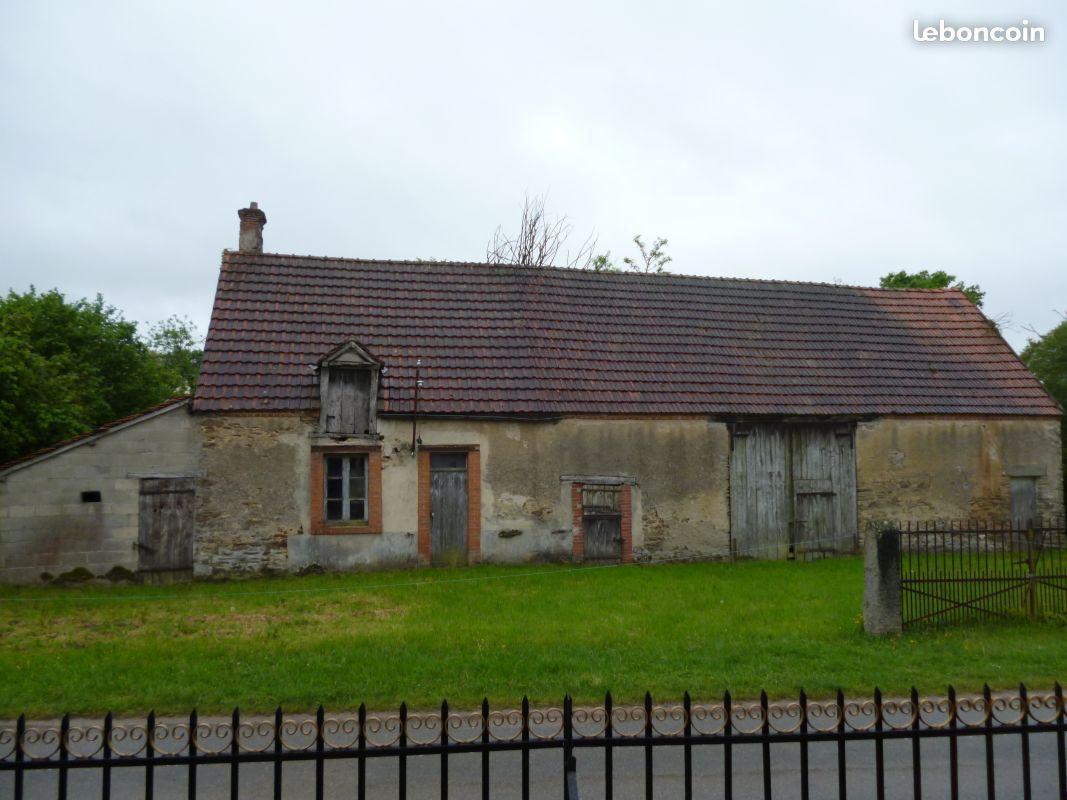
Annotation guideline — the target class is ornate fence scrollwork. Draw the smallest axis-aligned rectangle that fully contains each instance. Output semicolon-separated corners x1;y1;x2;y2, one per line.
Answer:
1;684;1064;799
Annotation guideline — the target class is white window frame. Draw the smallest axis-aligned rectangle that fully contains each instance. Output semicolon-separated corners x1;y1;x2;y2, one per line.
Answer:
324;454;369;522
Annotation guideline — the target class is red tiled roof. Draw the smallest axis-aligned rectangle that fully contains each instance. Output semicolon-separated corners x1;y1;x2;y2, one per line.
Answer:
0;397;190;474
192;253;1061;417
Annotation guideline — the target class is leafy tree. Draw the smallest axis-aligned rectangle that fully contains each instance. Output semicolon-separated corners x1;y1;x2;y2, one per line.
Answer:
623;235;672;274
0;289;202;463
879;270;985;308
1021;317;1067;474
590;253;617;272
0;332;87;463
592;235;672;274
146;315;203;395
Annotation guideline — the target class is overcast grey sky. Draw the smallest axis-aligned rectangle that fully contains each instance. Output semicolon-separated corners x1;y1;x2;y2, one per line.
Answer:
2;1;1064;351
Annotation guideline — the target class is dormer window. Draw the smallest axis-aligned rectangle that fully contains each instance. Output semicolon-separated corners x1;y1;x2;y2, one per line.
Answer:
318;341;380;436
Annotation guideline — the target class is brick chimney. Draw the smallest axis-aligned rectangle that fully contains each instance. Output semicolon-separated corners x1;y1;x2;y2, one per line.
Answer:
237;202;267;253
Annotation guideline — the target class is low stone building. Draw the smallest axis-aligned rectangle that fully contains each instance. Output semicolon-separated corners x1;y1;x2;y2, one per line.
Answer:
0;204;1062;582
0;398;197;583
188;204;1063;576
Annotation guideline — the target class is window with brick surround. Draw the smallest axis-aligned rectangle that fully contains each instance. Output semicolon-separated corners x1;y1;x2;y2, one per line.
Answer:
311;447;382;534
324;454;368;522
571;481;633;563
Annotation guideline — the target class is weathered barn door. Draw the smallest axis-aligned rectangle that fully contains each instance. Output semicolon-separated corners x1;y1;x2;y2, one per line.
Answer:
729;425;791;559
322;369;372;434
730;424;857;559
1010;477;1038;529
791;425;857;557
137;478;194;573
583;485;623;561
430;452;468;566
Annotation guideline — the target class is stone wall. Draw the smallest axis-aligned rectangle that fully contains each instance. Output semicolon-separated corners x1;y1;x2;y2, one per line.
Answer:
412;416;732;564
196;414;732;574
194;413;1065;575
0;404;198;584
7;407;1060;582
194;414;311;576
856;417;1064;531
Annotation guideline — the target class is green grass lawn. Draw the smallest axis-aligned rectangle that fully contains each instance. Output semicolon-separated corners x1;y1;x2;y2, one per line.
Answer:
0;558;1063;716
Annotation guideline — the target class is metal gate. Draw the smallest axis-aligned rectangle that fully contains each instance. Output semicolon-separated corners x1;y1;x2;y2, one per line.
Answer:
899;520;1067;627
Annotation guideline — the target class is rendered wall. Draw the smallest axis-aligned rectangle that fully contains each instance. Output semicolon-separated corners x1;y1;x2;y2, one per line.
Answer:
0;406;198;584
195;414;732;574
412;416;732;564
193;413;1064;575
856;417;1064;531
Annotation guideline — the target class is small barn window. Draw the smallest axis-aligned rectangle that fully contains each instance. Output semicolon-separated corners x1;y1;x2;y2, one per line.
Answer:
317;341;380;436
322;368;373;434
81;491;102;503
324;454;369;522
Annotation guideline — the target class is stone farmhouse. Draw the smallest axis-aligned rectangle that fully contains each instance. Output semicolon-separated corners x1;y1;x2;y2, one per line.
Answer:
0;204;1062;582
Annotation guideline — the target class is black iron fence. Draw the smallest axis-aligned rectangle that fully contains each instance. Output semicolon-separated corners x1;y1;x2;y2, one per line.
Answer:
3;684;1066;799
895;519;1067;628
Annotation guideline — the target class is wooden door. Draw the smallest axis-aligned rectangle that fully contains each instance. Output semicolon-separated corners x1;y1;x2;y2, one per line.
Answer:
137;478;195;573
729;424;791;558
430;453;468;566
791;425;857;557
1010;477;1038;530
730;423;857;559
582;486;622;561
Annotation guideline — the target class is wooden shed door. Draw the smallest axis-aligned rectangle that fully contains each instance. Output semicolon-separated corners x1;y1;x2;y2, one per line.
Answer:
430;453;468;566
583;485;623;561
137;478;194;573
730;424;857;559
729;425;791;559
1010;477;1038;529
791;426;857;557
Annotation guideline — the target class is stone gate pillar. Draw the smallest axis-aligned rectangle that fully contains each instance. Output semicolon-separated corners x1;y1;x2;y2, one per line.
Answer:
863;527;902;635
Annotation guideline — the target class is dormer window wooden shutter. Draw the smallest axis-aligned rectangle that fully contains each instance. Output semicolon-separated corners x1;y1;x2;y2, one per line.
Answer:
317;341;381;436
